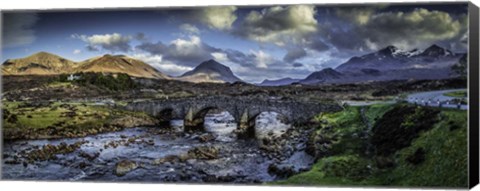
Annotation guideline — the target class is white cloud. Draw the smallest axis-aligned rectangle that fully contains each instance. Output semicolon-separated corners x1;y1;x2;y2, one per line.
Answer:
211;52;229;62
131;53;193;76
179;24;200;34
72;33;132;52
250;50;274;69
73;49;82;54
199;6;237;30
170;35;202;53
137;35;219;67
2;13;38;47
236;5;318;46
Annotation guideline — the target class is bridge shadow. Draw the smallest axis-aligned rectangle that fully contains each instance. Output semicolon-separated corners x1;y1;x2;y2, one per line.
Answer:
156;107;291;140
185;107;223;132
157;108;174;127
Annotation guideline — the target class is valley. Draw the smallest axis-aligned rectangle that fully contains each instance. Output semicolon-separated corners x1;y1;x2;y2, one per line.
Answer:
1;45;469;187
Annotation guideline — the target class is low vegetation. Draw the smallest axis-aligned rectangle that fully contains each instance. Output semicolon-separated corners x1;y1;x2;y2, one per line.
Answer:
276;103;468;188
2;101;158;140
443;90;467;98
59;72;137;91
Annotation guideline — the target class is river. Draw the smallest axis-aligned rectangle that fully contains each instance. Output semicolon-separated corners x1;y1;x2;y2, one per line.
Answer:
2;111;314;183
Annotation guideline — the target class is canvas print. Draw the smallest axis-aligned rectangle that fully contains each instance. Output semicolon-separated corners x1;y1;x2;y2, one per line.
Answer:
0;3;472;188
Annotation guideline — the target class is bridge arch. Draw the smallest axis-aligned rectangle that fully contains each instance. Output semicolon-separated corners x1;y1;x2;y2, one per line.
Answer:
238;110;290;139
157;108;174;126
184;106;238;132
124;96;343;136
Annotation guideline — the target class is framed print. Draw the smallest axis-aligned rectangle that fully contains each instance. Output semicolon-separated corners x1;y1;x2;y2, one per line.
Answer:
1;1;479;189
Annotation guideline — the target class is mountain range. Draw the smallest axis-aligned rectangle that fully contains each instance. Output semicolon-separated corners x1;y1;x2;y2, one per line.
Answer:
2;52;169;79
260;44;465;86
1;44;466;85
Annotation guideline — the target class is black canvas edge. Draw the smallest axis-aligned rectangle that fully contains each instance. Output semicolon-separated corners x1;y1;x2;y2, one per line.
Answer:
468;1;480;189
0;12;4;181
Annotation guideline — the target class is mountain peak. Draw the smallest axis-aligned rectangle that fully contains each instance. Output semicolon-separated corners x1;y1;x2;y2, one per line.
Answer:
378;45;400;56
197;59;224;67
179;59;242;83
421;44;452;57
301;68;343;84
29;51;61;58
427;44;442;50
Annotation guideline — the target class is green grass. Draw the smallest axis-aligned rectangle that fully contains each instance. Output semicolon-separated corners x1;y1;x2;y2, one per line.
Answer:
384;109;468;187
276;155;376;186
364;104;395;125
443;90;467;98
2;101;155;139
276;104;468;188
47;81;74;88
3;101;109;129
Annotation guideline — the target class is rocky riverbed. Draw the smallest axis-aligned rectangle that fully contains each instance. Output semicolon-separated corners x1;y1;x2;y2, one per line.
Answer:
2;112;315;183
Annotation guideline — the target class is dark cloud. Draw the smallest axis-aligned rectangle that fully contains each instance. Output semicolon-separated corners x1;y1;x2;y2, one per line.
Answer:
306;38;330;52
135;41;168;55
293;62;303;67
2;13;38;47
86;45;99;51
326;7;467;52
134;32;147;41
234;5;318;46
136;35;220;67
283;47;307;63
223;49;256;67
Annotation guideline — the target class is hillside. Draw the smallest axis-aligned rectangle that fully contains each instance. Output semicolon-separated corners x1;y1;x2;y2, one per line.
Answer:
1;52;169;79
76;54;169;79
2;52;78;75
177;59;242;83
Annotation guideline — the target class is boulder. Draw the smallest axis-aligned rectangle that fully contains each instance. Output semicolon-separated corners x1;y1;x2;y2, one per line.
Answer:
115;160;138;176
187;146;219;160
153;155;179;165
267;163;296;178
198;133;216;143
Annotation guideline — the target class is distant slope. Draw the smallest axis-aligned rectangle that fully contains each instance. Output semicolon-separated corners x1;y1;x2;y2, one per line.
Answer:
76;54;169;79
2;52;78;75
301;44;465;85
258;77;300;86
1;52;169;79
300;68;344;84
177;59;242;83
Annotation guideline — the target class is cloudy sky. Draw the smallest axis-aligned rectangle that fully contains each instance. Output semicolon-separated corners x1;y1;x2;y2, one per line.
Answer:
1;3;468;82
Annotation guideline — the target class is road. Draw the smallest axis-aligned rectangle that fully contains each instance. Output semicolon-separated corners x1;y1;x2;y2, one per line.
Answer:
406;89;468;110
342;89;468;110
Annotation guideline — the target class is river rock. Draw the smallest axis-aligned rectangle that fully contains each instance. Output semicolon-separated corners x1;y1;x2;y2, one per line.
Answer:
187;146;219;160
115;160;138;176
111;115;158;128
254;112;290;141
267;163;296;178
198;133;216;143
153;155;179;165
305;126;334;161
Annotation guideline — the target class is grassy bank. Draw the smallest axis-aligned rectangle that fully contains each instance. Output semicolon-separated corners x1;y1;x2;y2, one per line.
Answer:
275;103;468;188
443;90;467;98
2;101;158;140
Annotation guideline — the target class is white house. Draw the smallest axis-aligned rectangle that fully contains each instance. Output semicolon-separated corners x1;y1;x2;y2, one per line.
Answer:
67;74;81;81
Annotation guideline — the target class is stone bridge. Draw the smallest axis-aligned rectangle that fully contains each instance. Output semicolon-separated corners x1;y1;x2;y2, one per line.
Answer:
125;96;342;136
